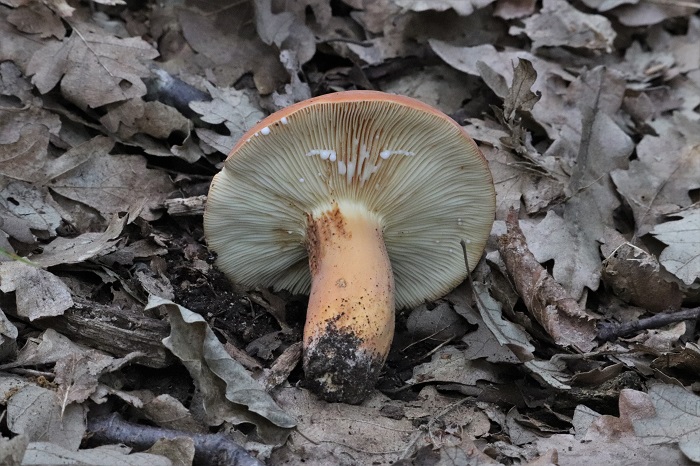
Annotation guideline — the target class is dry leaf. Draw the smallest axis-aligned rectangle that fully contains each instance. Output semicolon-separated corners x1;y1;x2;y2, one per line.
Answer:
0;124;49;183
142;394;207;434
0;262;73;321
254;0;315;65
408;346;507;386
651;208;700;286
500;211;597;352
612;1;697;27
0;329;83;370
523;68;633;300
406;301;468;341
153;296;296;444
470;262;535;361
651;342;700;375
0;6;47;70
510;0;616;51
523;358;571;390
534;388;687;464
611;115;700;236
6;384;86;450
177;3;286;94
0;179;65;242
29;214;127;268
428;39;575;175
0;434;28;465
191;84;265;155
601;241;683;312
7;3;65;39
48;154;173;222
145;437;194;466
633;384;700;462
270;50;312;110
272;387;416;464
28;28;158;109
393;0;496;16
22;443;172;466
54;350;143;410
503;58;540;120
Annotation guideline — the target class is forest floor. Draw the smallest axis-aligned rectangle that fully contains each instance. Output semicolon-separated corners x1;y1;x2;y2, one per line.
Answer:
1;0;700;464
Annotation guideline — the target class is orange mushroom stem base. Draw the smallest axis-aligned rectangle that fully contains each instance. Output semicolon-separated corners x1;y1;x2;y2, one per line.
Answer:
303;202;395;404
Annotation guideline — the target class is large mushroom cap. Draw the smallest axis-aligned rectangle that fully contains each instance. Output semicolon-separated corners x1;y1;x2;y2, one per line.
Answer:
204;90;495;309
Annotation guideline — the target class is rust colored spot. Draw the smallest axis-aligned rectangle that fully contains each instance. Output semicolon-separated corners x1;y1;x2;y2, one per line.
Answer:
305;203;351;275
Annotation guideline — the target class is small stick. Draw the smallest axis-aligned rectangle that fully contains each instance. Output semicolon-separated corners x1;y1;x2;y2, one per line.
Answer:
87;413;264;466
597;307;700;342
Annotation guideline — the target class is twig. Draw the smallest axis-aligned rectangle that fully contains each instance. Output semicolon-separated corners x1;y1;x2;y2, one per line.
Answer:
87;413;264;466
318;38;372;47
400;324;455;352
597;307;700;342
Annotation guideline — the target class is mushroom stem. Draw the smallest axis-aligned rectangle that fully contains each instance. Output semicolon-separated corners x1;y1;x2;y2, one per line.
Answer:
304;201;395;404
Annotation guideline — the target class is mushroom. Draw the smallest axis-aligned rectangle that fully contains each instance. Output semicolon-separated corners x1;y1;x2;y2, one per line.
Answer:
204;91;495;403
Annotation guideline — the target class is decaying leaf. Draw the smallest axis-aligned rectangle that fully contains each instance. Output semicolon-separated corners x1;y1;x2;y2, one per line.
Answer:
190;84;266;155
270;50;312;110
48;153;173;222
6;384;86;451
651;208;700;286
393;0;495;16
406;300;468;342
499;211;597;352
153;296;296;443
254;0;315;65
0;329;83;370
28;28;158;109
0;124;49;183
145;437;194;466
601;240;683;312
54;350;144;410
7;3;65;39
141;394;207;434
408;346;507;387
534;388;688;464
634;384;700;463
0;262;73;321
651;342;700;376
0;179;65;242
510;0;616;51
611;115;700;236
524;68;633;300
503;58;540;121
177;2;286;94
273;388;414;463
0;434;28;465
29;213;127;268
273;386;494;464
21;442;172;466
522;358;571;390
481;145;532;217
470;263;535;361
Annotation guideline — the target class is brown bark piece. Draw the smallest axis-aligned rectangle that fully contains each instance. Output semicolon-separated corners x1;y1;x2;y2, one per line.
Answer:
164;196;206;217
498;210;597;352
3;296;172;368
